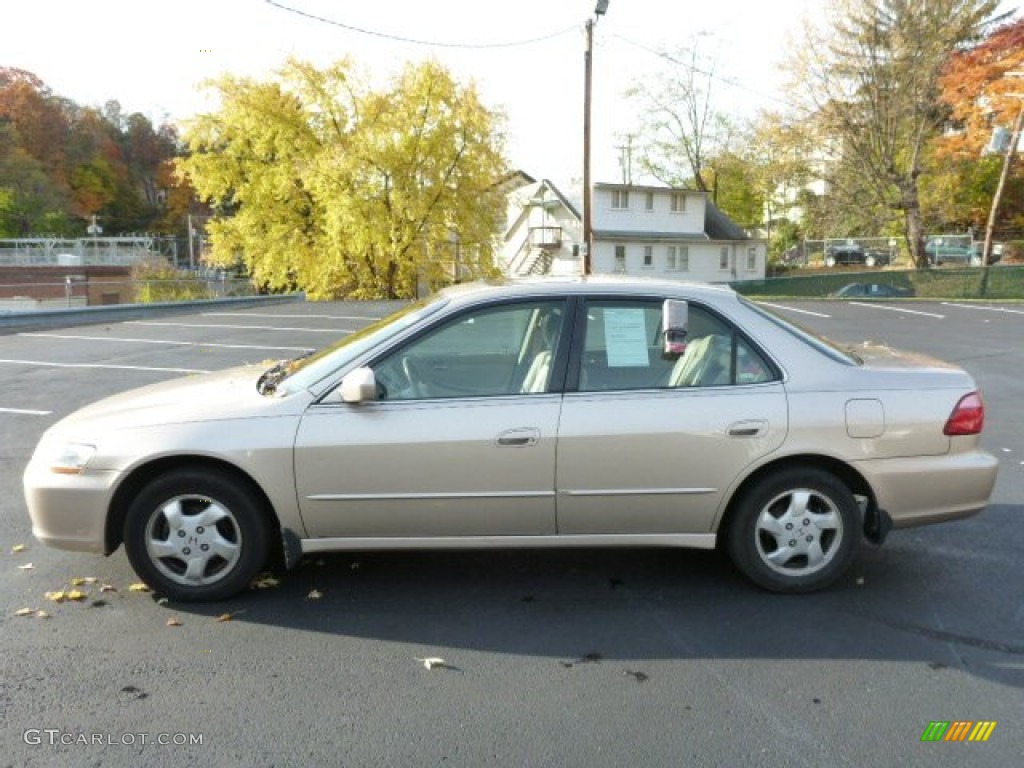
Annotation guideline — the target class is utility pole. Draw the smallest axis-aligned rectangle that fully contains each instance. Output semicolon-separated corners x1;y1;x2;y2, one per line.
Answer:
981;99;1024;265
582;0;610;276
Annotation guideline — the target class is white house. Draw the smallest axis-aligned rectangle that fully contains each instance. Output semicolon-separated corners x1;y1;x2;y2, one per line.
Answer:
500;177;583;278
590;182;766;282
501;177;766;282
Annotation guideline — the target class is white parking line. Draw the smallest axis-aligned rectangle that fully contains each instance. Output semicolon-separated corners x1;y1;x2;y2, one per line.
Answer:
942;302;1024;315
756;301;831;318
0;407;52;415
203;312;382;321
127;321;352;334
21;332;313;353
848;302;945;318
0;359;209;374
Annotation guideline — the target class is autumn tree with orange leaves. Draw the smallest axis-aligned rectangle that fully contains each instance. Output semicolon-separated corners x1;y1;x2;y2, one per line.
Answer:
923;18;1024;236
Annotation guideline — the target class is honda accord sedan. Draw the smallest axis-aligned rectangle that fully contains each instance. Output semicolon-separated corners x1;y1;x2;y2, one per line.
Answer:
24;277;998;600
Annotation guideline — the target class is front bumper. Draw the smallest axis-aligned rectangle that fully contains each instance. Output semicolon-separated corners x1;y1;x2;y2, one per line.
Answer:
23;462;121;554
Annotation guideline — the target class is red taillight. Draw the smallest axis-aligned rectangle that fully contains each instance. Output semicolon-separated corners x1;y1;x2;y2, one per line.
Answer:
944;392;985;436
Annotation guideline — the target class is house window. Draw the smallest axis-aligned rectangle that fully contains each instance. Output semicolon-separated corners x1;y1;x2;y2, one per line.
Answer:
666;245;689;271
746;247;757;271
670;193;686;213
645;191;654;211
614;245;626;271
611;190;630;209
720;246;730;270
643;245;653;268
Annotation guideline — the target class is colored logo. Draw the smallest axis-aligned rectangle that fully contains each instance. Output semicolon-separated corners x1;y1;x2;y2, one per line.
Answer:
921;721;997;742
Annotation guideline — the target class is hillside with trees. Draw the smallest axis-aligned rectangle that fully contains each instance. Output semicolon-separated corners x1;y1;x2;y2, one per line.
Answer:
0;67;183;238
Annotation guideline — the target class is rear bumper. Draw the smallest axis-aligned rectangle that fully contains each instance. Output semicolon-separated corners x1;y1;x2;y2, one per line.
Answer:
855;450;998;529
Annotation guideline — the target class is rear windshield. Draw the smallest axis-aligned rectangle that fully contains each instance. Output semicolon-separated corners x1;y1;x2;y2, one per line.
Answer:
741;297;860;365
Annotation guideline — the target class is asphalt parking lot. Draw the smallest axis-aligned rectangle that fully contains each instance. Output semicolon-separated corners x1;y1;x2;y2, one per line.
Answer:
1;297;1022;767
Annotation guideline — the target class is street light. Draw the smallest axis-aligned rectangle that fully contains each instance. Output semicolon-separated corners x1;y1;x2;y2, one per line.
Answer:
582;0;610;275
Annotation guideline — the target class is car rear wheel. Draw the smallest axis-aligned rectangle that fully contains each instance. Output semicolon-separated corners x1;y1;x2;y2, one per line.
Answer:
726;468;860;593
123;468;272;601
865;255;876;267
825;256;836;268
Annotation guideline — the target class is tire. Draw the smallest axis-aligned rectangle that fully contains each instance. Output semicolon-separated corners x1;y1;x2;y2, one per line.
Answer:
865;255;876;267
123;468;272;601
825;256;836;268
726;468;860;593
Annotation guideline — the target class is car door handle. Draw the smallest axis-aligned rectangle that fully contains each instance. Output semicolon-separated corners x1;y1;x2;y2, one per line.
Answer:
497;428;540;446
727;420;768;437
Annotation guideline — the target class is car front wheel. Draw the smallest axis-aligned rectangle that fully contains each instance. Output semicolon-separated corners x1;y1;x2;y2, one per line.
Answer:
726;468;860;593
123;468;272;601
825;256;836;268
865;255;876;267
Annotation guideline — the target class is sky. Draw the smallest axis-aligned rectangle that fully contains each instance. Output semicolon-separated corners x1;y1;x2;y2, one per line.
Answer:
4;0;1018;195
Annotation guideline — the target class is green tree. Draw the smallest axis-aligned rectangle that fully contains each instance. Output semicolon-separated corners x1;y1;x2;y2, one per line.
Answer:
787;0;1002;266
179;58;508;299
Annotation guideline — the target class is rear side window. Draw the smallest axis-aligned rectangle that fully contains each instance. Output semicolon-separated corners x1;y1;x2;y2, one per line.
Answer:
577;299;776;392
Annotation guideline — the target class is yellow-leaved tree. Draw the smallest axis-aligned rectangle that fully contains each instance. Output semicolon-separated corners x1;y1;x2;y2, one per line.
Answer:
179;58;508;299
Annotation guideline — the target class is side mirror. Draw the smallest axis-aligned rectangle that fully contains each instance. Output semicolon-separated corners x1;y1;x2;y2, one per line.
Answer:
662;299;689;356
339;367;377;403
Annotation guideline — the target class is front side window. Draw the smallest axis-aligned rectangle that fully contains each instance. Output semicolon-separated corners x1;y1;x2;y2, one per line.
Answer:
372;300;567;400
577;300;776;392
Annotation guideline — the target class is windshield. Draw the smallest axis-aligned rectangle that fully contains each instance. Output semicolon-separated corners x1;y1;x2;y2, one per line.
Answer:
270;296;447;396
742;297;861;365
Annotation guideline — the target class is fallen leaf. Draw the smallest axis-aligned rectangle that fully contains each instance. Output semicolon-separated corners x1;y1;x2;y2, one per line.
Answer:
250;573;280;589
35;610;51;619
216;613;233;623
350;562;360;570
70;577;98;586
157;597;169;605
44;590;66;603
307;589;323;600
166;617;182;627
16;563;34;570
128;583;151;593
100;584;117;593
415;657;447;670
66;589;87;601
15;607;35;617
12;544;26;553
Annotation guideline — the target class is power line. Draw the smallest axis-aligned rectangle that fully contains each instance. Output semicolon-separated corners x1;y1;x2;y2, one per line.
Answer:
265;0;579;50
611;33;802;112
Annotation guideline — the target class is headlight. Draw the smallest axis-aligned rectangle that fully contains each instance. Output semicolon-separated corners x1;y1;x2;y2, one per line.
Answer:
49;443;98;475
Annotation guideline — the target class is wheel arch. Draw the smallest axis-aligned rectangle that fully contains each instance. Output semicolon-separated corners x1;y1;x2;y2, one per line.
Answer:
105;455;281;555
717;454;875;542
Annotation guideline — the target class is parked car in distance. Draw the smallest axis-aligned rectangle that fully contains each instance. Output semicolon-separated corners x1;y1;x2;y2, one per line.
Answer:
924;237;1001;266
24;277;998;600
834;283;914;299
824;240;892;268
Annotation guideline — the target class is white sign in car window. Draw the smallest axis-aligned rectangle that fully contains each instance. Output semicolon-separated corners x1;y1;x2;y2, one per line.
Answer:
603;308;650;367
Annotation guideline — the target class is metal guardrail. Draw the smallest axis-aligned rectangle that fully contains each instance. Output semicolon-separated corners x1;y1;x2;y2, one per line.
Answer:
0;292;306;332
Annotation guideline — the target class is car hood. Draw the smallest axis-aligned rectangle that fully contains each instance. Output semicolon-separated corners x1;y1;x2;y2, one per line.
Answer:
51;364;307;434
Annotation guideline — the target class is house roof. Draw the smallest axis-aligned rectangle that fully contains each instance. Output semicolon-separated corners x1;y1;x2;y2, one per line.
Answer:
704;201;750;241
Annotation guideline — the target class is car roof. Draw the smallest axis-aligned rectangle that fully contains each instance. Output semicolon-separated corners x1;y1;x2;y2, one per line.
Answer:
437;275;737;305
